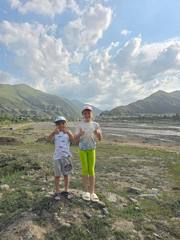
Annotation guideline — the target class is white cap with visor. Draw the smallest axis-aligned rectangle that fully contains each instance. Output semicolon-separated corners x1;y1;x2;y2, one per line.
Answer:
54;116;66;123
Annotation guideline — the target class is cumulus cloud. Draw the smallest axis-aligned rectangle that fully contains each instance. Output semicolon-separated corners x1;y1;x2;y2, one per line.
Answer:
9;0;80;17
0;20;79;93
121;29;131;36
63;3;112;50
0;17;180;109
81;36;180;108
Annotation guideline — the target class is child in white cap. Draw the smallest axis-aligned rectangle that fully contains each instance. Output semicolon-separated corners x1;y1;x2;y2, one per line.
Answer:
75;105;102;202
48;116;74;200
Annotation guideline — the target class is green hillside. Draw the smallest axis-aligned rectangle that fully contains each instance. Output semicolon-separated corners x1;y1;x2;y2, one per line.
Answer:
101;90;180;116
0;84;80;120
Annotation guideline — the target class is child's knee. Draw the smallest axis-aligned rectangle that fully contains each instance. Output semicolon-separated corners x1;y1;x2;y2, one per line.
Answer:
55;176;60;179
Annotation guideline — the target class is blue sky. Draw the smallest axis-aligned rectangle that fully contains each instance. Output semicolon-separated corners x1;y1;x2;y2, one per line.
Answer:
0;0;180;109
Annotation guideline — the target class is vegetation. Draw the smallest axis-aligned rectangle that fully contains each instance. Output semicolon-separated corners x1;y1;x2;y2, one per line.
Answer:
0;84;81;121
0;122;180;239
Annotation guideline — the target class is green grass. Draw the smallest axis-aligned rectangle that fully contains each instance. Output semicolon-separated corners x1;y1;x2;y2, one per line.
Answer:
0;125;180;239
169;162;180;184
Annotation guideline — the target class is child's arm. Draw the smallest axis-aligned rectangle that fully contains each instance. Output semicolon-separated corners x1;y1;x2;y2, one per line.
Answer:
94;126;102;141
74;128;85;143
64;129;74;142
47;128;59;142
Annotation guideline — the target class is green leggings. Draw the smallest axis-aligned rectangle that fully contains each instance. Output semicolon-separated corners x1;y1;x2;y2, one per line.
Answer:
79;149;96;176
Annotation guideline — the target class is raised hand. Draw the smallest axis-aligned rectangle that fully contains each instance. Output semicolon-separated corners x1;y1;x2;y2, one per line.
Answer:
79;128;85;137
94;128;102;141
53;127;60;134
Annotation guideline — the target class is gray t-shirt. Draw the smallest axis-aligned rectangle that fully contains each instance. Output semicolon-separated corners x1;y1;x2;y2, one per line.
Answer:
77;121;100;150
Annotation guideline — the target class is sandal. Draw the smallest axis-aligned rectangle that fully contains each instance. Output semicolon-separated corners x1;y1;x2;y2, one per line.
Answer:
90;193;99;202
61;191;74;199
54;192;61;201
82;192;90;201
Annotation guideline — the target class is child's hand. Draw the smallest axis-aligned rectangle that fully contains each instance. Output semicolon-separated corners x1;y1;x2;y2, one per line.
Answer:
53;128;59;135
79;128;85;137
63;127;69;134
94;128;102;141
94;128;100;135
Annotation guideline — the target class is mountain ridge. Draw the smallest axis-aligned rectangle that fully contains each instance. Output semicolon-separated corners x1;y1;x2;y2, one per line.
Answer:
101;90;180;116
0;84;81;120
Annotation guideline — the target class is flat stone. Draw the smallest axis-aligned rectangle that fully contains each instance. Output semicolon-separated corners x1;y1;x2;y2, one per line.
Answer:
128;197;139;204
102;208;109;215
175;211;180;217
96;201;106;208
0;184;10;191
139;194;158;200
84;211;92;219
153;233;162;239
127;187;141;195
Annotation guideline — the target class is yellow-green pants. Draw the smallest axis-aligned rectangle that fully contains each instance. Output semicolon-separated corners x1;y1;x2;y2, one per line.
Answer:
79;149;96;176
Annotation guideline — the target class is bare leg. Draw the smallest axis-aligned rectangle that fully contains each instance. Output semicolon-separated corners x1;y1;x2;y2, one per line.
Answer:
82;176;90;192
89;176;95;194
64;175;69;192
55;176;60;193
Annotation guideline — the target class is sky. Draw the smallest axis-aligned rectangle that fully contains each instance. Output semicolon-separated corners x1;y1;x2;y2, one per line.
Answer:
0;0;180;110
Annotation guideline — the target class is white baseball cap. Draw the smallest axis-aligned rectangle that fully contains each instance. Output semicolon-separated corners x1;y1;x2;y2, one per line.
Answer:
82;105;93;113
54;116;66;123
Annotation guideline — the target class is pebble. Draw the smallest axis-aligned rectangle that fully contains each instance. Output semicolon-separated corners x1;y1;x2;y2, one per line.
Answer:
175;211;180;217
84;211;92;219
102;208;109;215
153;233;162;239
139;194;158;200
96;201;106;208
0;184;10;191
128;197;139;204
127;187;141;195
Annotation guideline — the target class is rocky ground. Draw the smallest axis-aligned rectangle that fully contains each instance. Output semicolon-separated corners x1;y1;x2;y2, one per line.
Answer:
0;122;180;240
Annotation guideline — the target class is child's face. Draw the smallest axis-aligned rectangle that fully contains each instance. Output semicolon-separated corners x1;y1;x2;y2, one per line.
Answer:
55;121;66;130
82;110;92;122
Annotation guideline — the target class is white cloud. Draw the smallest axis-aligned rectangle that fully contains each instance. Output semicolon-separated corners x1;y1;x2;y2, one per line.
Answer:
121;29;131;36
0;20;79;93
80;36;180;108
0;18;180;109
9;0;80;17
0;70;18;84
63;3;112;50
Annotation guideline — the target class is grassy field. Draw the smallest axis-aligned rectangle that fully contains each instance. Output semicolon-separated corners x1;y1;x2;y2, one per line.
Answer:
0;122;180;240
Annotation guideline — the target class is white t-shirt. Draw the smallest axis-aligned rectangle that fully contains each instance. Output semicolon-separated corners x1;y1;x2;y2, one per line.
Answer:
53;131;72;160
77;121;100;150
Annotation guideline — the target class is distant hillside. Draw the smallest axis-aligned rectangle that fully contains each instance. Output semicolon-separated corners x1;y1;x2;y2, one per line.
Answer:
71;99;102;116
0;84;80;120
101;90;180;116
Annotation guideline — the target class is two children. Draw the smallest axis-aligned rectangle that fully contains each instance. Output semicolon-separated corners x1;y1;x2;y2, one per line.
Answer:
48;106;102;202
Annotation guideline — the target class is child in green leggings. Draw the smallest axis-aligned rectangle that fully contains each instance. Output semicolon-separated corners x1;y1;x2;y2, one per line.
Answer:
75;105;102;202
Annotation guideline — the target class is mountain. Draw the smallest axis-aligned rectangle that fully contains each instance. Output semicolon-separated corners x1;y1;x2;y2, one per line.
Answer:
71;99;102;116
101;90;180;116
0;84;80;120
